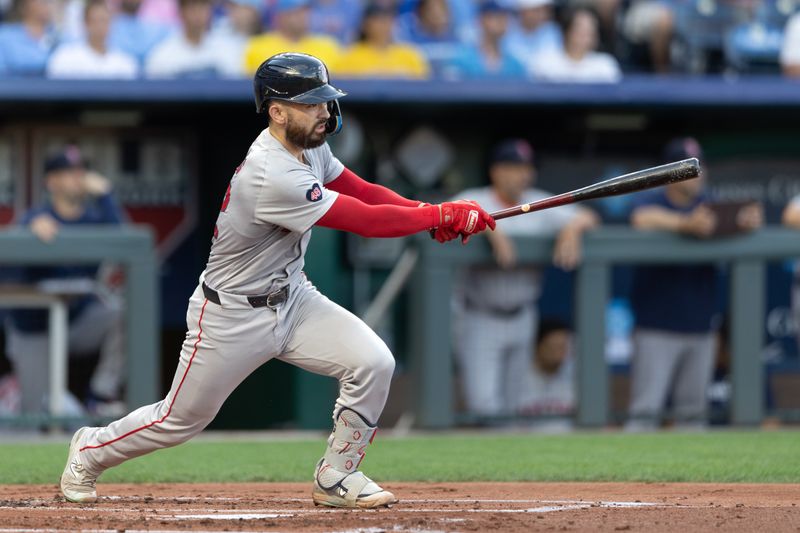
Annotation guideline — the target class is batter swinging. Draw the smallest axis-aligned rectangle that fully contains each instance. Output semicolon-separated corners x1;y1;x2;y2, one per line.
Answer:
59;52;495;509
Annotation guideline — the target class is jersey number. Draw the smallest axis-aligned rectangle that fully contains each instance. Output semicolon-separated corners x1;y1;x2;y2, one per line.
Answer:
213;160;244;240
220;183;232;213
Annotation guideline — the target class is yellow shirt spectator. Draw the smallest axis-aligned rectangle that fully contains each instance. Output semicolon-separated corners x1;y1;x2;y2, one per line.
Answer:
334;42;430;79
244;33;342;75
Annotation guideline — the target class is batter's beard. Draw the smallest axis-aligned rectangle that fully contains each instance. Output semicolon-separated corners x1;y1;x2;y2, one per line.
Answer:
286;118;326;149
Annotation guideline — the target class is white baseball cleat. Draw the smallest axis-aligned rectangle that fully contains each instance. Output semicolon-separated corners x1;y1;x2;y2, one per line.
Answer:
312;460;397;508
60;427;99;503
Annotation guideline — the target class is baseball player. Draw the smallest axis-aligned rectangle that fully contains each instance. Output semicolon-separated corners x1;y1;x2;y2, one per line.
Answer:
625;137;762;431
451;139;598;421
59;52;495;508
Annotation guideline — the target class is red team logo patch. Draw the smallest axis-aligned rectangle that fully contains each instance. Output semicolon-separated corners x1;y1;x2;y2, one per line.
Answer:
306;183;323;202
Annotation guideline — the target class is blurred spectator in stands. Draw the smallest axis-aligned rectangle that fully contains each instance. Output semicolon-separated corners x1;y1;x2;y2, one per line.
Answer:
243;0;341;74
145;0;230;77
309;0;364;44
626;137;763;431
397;0;479;43
209;0;263;77
505;0;562;74
781;12;800;77
620;0;674;72
47;0;139;79
448;0;526;79
334;3;429;79
565;0;620;53
139;0;182;29
5;145;127;417
451;139;598;422
394;0;463;78
0;0;56;77
109;0;171;65
532;6;621;82
516;317;576;431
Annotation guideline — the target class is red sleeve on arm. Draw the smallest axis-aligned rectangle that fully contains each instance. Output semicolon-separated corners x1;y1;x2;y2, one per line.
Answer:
316;193;437;238
327;168;420;207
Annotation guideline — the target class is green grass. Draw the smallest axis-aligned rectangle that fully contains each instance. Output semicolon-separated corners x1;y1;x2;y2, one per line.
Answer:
1;431;798;484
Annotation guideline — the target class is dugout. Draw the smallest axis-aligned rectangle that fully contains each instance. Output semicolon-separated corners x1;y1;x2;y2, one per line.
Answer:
0;75;798;429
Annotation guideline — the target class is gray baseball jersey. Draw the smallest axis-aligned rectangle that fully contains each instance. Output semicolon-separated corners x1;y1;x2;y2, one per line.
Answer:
204;129;343;295
452;186;578;417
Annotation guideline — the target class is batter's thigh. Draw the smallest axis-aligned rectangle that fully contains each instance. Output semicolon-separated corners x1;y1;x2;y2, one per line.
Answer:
280;282;394;425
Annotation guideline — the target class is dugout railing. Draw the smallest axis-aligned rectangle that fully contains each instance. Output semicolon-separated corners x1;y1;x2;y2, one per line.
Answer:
409;226;800;429
0;227;159;427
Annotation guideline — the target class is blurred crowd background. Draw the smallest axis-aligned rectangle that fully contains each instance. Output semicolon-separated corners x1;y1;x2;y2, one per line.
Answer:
0;0;799;433
0;0;799;80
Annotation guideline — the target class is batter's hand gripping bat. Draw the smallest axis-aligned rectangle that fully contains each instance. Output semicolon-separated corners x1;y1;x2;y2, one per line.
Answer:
490;158;700;220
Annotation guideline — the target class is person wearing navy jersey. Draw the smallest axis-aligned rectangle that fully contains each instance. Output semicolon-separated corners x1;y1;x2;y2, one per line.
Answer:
6;145;127;418
626;137;763;431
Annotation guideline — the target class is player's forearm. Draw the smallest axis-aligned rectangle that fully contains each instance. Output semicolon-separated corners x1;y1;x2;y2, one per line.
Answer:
630;206;685;232
565;208;600;234
327;168;419;207
316;194;436;237
783;205;800;229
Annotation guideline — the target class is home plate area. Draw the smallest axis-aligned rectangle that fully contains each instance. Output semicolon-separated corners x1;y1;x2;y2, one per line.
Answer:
0;482;798;532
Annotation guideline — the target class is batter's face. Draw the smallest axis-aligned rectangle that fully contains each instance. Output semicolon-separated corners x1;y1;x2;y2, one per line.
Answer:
274;101;330;149
490;162;535;204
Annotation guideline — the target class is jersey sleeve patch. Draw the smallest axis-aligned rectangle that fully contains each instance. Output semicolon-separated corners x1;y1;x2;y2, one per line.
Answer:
306;183;323;202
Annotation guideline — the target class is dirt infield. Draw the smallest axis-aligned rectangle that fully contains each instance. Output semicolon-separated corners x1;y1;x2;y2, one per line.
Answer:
0;482;798;532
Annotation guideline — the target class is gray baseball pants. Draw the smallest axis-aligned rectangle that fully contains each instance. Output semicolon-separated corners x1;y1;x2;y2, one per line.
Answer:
5;297;125;413
78;277;394;474
626;328;716;431
456;305;538;417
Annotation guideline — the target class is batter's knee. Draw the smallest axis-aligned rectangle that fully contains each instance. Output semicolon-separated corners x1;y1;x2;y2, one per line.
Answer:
375;350;396;382
351;343;395;385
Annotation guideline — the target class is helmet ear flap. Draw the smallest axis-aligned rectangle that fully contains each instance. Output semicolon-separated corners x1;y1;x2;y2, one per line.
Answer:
325;100;343;135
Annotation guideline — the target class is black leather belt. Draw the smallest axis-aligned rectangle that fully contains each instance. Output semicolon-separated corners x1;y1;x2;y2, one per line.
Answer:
202;282;289;309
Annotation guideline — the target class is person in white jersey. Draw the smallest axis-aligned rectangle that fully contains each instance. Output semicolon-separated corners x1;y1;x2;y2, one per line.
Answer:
451;139;597;421
59;52;495;509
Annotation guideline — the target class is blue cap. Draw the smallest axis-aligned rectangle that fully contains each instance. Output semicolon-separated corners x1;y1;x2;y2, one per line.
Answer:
44;145;86;174
275;0;309;11
663;136;703;164
490;139;535;165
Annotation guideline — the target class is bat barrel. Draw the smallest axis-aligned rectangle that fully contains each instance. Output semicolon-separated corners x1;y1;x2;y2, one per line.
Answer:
490;158;700;220
571;158;700;201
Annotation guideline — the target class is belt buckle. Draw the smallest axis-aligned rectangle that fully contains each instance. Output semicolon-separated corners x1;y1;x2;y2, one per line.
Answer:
266;287;287;309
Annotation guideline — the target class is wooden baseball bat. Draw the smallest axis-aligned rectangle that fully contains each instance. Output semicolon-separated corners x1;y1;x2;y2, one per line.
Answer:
490;158;700;220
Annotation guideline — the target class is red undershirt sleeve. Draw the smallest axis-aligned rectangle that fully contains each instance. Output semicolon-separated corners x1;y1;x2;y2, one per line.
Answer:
316;193;438;238
326;168;420;207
